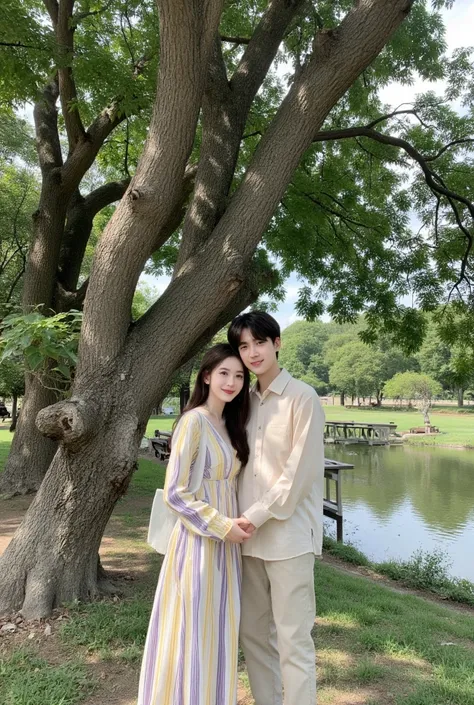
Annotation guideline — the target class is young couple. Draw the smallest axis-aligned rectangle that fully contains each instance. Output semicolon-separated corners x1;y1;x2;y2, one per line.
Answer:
138;311;325;705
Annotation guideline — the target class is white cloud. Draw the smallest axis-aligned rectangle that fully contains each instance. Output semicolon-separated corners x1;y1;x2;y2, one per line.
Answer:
284;285;301;302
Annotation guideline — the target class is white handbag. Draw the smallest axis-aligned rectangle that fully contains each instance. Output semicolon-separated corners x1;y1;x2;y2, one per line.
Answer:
147;489;178;555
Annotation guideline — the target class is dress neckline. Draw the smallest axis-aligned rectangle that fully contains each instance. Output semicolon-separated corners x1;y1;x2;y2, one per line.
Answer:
194;410;235;456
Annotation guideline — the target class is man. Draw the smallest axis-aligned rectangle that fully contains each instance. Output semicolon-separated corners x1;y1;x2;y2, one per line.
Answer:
228;311;325;705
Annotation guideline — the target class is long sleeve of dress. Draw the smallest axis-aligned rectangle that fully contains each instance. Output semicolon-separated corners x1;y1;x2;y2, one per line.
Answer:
163;411;233;540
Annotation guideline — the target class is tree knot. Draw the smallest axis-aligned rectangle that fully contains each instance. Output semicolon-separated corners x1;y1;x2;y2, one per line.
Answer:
36;398;96;448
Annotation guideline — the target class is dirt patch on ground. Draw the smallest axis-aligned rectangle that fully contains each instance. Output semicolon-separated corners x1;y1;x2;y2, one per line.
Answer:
80;657;140;705
0;495;33;554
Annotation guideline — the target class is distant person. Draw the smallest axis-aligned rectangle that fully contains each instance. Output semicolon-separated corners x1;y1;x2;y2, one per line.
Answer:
138;344;252;705
228;311;325;705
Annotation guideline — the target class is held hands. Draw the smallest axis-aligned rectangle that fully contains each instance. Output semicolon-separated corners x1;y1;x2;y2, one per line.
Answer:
238;517;256;534
226;517;256;544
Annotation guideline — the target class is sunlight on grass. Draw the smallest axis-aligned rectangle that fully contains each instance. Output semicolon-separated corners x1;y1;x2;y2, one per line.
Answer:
317;611;361;629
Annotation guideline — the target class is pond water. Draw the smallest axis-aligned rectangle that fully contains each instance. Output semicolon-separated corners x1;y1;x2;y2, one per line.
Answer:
325;444;474;581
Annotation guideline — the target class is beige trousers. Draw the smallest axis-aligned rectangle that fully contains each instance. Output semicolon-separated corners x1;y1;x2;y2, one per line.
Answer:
240;553;316;705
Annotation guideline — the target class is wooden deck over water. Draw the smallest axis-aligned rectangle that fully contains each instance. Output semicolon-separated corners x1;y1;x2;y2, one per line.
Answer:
325;420;397;446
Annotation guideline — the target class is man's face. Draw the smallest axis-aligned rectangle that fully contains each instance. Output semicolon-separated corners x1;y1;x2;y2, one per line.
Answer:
238;328;280;375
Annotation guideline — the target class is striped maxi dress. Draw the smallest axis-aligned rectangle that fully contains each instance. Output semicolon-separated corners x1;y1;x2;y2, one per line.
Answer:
138;409;242;705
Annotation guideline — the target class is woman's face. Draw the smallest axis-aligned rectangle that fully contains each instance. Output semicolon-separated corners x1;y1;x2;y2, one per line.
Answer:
204;356;245;404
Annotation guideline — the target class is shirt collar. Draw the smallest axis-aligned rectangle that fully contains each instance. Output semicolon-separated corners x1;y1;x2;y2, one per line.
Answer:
251;368;292;398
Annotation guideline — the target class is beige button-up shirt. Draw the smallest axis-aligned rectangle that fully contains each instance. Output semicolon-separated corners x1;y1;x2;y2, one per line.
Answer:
239;368;325;561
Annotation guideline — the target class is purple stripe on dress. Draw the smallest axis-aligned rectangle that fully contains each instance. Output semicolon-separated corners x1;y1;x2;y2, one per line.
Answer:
213;432;231;478
142;563;166;704
167;455;214;536
176;525;188;584
173;592;187;705
203;448;212;479
216;542;228;704
190;536;202;704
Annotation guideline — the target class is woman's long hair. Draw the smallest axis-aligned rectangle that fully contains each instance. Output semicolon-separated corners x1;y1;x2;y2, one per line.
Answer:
181;343;250;464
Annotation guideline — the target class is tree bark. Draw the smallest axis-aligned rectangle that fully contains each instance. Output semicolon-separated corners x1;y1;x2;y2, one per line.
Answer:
457;387;464;407
0;393;142;618
1;178;129;495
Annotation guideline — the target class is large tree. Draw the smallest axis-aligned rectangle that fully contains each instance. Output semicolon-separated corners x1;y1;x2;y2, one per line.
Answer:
0;0;472;618
2;0;472;496
329;340;385;402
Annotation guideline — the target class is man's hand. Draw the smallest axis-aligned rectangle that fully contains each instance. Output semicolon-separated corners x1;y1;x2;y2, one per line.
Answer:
239;516;256;535
226;518;253;543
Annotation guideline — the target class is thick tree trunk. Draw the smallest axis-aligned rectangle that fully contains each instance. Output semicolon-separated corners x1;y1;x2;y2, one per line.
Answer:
457;387;464;407
340;392;345;406
0;375;57;496
0;384;145;618
3;178;129;495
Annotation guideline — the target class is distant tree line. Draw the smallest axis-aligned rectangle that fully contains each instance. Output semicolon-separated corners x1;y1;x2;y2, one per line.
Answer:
279;316;474;408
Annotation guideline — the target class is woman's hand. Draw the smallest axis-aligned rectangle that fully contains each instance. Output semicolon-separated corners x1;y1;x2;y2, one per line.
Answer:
226;517;255;543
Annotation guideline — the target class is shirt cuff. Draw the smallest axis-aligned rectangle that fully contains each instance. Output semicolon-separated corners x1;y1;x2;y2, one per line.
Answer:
208;512;234;540
243;502;272;528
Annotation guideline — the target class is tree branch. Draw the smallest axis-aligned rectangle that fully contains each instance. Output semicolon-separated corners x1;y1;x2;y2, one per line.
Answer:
83;179;131;218
291;183;382;232
57;179;130;293
59;50;154;195
425;138;474;162
45;0;85;152
194;0;415;268
78;0;225;376
33;77;63;175
230;0;305;101
43;0;59;24
54;277;89;312
72;0;114;24
176;0;305;271
313;124;474;292
60;101;126;195
313;126;474;219
0;41;49;50
220;34;250;45
366;108;436;131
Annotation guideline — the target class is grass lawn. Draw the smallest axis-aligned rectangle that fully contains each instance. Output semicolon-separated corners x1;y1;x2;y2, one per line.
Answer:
322;406;474;448
0;426;11;473
2;457;474;704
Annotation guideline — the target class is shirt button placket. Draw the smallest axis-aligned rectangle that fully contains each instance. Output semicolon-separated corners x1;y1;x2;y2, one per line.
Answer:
255;400;263;476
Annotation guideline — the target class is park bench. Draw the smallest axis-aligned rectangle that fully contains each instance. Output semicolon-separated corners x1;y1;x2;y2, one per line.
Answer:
149;430;172;461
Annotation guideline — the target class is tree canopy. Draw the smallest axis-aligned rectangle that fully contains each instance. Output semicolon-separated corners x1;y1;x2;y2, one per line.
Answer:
1;0;473;340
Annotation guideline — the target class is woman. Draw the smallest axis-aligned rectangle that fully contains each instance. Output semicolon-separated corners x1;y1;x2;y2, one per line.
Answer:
138;344;252;705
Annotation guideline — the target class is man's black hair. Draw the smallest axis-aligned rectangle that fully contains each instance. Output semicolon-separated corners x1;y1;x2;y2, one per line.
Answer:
227;311;280;351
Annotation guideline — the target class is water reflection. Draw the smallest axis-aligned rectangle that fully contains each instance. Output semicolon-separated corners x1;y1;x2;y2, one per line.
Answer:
326;445;474;580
